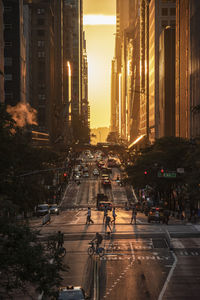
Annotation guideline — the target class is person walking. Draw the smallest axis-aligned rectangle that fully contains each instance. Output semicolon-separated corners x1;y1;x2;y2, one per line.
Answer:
105;214;112;233
57;231;64;249
111;207;117;225
103;206;108;223
86;207;94;224
130;207;137;225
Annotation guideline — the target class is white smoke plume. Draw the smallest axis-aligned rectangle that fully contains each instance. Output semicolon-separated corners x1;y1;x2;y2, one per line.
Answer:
6;102;38;127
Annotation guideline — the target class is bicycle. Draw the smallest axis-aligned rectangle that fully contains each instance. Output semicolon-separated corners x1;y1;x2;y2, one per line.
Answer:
47;238;66;258
87;241;105;257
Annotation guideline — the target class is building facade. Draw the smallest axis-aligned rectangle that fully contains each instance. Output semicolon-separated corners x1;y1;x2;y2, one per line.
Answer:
176;0;200;139
159;27;175;137
148;0;176;142
29;0;56;138
0;0;4;103
3;0;27;106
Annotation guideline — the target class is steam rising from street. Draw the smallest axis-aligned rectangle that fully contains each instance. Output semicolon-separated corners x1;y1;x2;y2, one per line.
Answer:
7;102;38;127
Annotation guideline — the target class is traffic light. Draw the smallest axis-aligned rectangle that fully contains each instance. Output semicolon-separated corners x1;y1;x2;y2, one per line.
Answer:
144;170;148;175
63;173;67;181
161;169;164;174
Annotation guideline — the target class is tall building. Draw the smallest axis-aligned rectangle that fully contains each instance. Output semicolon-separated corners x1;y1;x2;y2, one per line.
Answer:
148;0;176;142
159;27;175;137
3;0;28;105
81;31;90;141
29;0;56;138
176;0;200;139
0;0;4;103
110;59;117;132
65;0;83;118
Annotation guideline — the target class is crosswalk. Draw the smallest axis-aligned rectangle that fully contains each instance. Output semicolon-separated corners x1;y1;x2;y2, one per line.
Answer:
175;249;200;256
100;254;172;261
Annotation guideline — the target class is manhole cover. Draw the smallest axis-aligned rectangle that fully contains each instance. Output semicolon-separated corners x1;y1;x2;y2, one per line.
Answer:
152;239;168;248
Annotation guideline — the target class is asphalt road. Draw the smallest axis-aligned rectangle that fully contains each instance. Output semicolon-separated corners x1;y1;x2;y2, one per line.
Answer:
29;158;200;299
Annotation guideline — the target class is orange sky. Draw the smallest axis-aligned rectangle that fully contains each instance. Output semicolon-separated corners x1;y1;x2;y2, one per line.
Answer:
83;0;116;129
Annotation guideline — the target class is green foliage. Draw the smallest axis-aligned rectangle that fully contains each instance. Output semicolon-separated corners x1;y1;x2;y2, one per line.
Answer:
0;220;65;298
0;104;63;215
127;137;200;197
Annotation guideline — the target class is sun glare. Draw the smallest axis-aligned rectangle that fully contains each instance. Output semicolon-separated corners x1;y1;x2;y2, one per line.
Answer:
83;14;116;26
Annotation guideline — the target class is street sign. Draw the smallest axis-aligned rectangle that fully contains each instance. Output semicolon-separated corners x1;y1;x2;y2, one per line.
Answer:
158;171;177;178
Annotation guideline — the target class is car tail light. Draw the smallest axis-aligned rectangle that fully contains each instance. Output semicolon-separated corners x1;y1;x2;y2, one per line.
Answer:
156;208;159;211
150;212;152;215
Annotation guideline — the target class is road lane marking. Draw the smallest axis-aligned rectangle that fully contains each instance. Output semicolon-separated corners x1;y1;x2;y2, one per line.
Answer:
158;252;178;300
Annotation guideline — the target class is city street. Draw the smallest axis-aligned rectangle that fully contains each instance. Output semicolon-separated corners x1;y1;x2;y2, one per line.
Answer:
30;165;200;300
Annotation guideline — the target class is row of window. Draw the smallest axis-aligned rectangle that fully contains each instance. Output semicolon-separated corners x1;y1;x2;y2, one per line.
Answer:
162;7;176;16
5;92;46;103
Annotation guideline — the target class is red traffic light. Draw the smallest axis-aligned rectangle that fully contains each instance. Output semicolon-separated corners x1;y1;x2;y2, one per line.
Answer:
144;171;148;175
63;173;67;177
161;169;164;173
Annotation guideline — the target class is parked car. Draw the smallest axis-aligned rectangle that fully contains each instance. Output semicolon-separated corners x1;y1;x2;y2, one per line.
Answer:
36;204;49;217
148;207;164;223
49;204;60;215
58;286;89;300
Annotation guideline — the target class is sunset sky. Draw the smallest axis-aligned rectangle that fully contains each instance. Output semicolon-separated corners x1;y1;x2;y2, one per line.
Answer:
83;0;116;129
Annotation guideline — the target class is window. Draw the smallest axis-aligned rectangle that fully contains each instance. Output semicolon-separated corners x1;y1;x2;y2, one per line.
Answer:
5;74;12;81
37;8;45;15
170;20;176;27
162;8;168;16
37;40;45;48
37;30;45;36
38;83;45;89
38;72;45;80
5;41;12;47
38;94;46;100
4;57;12;66
4;24;12;30
37;19;45;26
170;7;176;16
4;7;12;12
38;51;45;58
5;93;13;100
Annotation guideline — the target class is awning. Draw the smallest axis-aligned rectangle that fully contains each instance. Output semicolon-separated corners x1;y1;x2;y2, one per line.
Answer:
128;134;146;149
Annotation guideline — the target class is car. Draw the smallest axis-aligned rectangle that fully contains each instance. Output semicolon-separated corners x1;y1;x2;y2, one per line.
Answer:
83;172;89;178
148;207;164;223
58;286;89;300
49;204;59;215
93;168;99;176
98;201;112;211
36;204;49;217
102;178;111;187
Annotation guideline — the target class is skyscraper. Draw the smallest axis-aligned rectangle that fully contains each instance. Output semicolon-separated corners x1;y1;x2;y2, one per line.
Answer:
176;0;200;139
148;0;176;142
0;0;4;103
3;0;28;105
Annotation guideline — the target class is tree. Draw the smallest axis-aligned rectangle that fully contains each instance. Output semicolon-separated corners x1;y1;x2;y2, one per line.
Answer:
126;137;200;210
0;220;66;298
0;104;63;215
